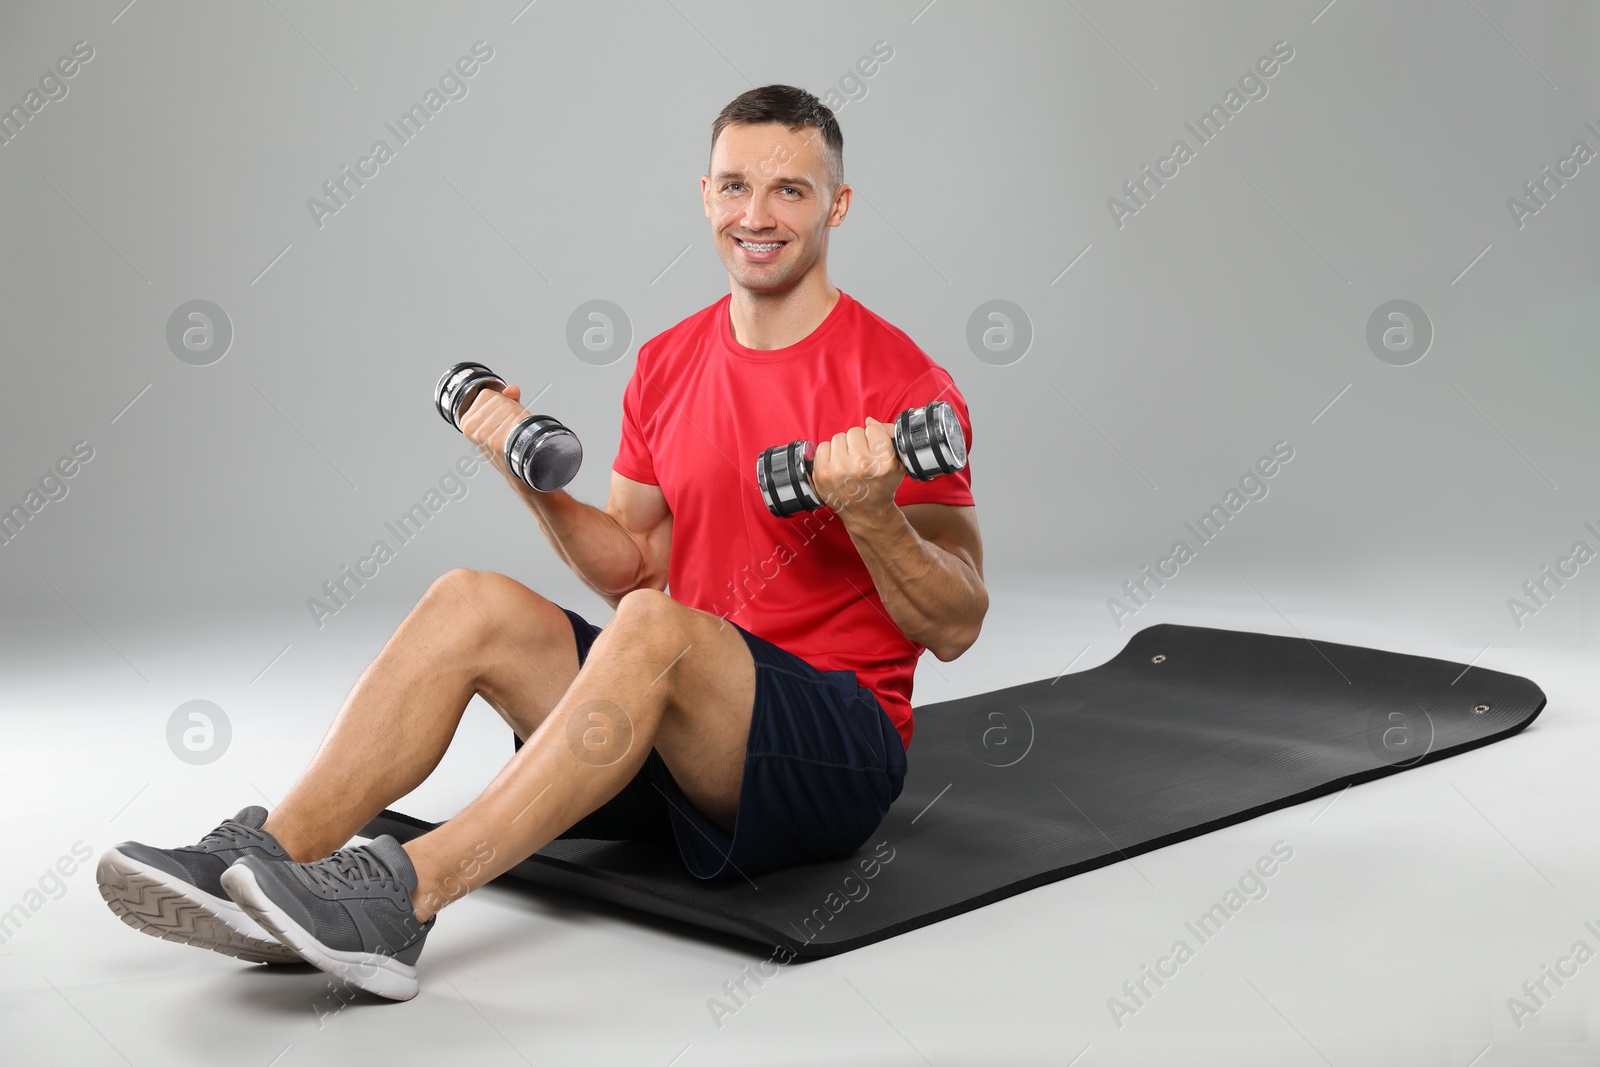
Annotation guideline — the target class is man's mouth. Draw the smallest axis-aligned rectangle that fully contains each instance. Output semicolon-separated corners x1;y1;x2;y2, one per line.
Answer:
735;238;787;254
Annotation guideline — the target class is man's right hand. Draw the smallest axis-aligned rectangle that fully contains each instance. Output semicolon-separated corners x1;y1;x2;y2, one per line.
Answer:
459;382;531;487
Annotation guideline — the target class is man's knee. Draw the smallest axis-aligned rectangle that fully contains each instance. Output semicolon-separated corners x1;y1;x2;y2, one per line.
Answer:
422;568;543;646
612;588;677;627
607;589;692;650
426;567;519;604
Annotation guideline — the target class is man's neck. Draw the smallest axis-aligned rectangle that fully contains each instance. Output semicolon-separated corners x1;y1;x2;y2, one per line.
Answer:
727;277;840;351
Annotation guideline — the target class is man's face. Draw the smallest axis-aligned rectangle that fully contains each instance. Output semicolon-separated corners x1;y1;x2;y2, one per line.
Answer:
702;123;847;295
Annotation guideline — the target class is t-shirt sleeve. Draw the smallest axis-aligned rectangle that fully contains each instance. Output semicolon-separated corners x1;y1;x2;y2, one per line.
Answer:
612;345;658;485
885;365;975;508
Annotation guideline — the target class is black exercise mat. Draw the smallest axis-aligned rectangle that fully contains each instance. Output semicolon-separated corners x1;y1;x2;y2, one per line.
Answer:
363;621;1544;958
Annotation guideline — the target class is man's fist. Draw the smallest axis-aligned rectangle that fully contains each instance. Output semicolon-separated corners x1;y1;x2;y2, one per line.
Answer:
809;416;903;518
459;382;529;482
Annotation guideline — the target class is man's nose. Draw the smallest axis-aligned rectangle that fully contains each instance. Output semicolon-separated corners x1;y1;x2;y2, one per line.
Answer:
741;192;776;234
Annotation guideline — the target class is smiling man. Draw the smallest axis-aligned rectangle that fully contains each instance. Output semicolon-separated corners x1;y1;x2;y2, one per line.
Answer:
97;84;986;1001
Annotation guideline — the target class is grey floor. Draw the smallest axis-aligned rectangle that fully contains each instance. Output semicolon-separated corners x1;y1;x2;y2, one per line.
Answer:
2;573;1593;1066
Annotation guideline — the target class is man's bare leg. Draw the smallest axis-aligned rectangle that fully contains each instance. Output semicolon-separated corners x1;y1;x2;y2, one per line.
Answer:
262;568;586;863
403;587;757;921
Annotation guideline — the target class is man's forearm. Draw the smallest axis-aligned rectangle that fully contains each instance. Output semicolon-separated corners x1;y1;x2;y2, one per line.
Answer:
839;504;987;661
458;395;647;605
511;481;645;602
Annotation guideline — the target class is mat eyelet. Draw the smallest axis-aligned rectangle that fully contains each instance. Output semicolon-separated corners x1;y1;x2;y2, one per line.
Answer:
1151;654;1166;664
1472;704;1489;714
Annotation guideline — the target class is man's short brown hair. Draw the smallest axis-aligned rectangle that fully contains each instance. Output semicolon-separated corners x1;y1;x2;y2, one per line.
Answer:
710;84;843;193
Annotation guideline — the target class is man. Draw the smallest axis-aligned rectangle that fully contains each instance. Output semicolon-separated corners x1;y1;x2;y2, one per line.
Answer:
97;84;986;1002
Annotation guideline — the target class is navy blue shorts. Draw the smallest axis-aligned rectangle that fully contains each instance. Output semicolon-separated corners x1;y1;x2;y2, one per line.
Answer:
518;606;908;880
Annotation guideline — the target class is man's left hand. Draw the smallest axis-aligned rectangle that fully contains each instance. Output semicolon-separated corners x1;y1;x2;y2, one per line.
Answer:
810;416;902;519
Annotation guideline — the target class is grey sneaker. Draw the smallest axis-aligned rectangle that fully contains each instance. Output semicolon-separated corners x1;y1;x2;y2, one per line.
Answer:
97;805;302;964
220;835;435;1001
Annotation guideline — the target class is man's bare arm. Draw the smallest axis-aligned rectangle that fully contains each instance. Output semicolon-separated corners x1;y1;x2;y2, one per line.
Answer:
510;472;671;609
808;417;987;661
840;501;987;662
458;385;670;607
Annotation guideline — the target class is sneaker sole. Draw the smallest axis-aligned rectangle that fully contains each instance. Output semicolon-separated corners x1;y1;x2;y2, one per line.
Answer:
220;864;420;1001
96;848;302;965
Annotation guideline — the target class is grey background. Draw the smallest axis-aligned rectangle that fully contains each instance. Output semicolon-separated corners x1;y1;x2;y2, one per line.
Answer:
3;2;1598;1064
2;0;1596;650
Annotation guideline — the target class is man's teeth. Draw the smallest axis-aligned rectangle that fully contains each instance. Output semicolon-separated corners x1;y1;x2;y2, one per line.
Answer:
738;240;784;251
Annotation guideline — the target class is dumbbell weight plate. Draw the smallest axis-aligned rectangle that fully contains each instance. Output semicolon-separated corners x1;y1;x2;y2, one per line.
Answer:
505;414;584;493
756;439;824;518
434;362;505;430
894;400;967;481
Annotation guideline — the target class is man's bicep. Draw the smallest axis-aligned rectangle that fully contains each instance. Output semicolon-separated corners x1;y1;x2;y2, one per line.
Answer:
604;471;672;591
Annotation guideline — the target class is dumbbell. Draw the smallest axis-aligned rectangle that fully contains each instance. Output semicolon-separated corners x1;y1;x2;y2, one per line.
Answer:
756;400;967;518
434;361;583;493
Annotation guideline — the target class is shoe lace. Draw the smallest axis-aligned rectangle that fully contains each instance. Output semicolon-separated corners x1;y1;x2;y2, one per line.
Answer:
303;847;394;894
198;819;264;850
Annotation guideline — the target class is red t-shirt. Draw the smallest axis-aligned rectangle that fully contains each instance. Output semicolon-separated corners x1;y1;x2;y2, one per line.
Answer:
612;289;975;751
